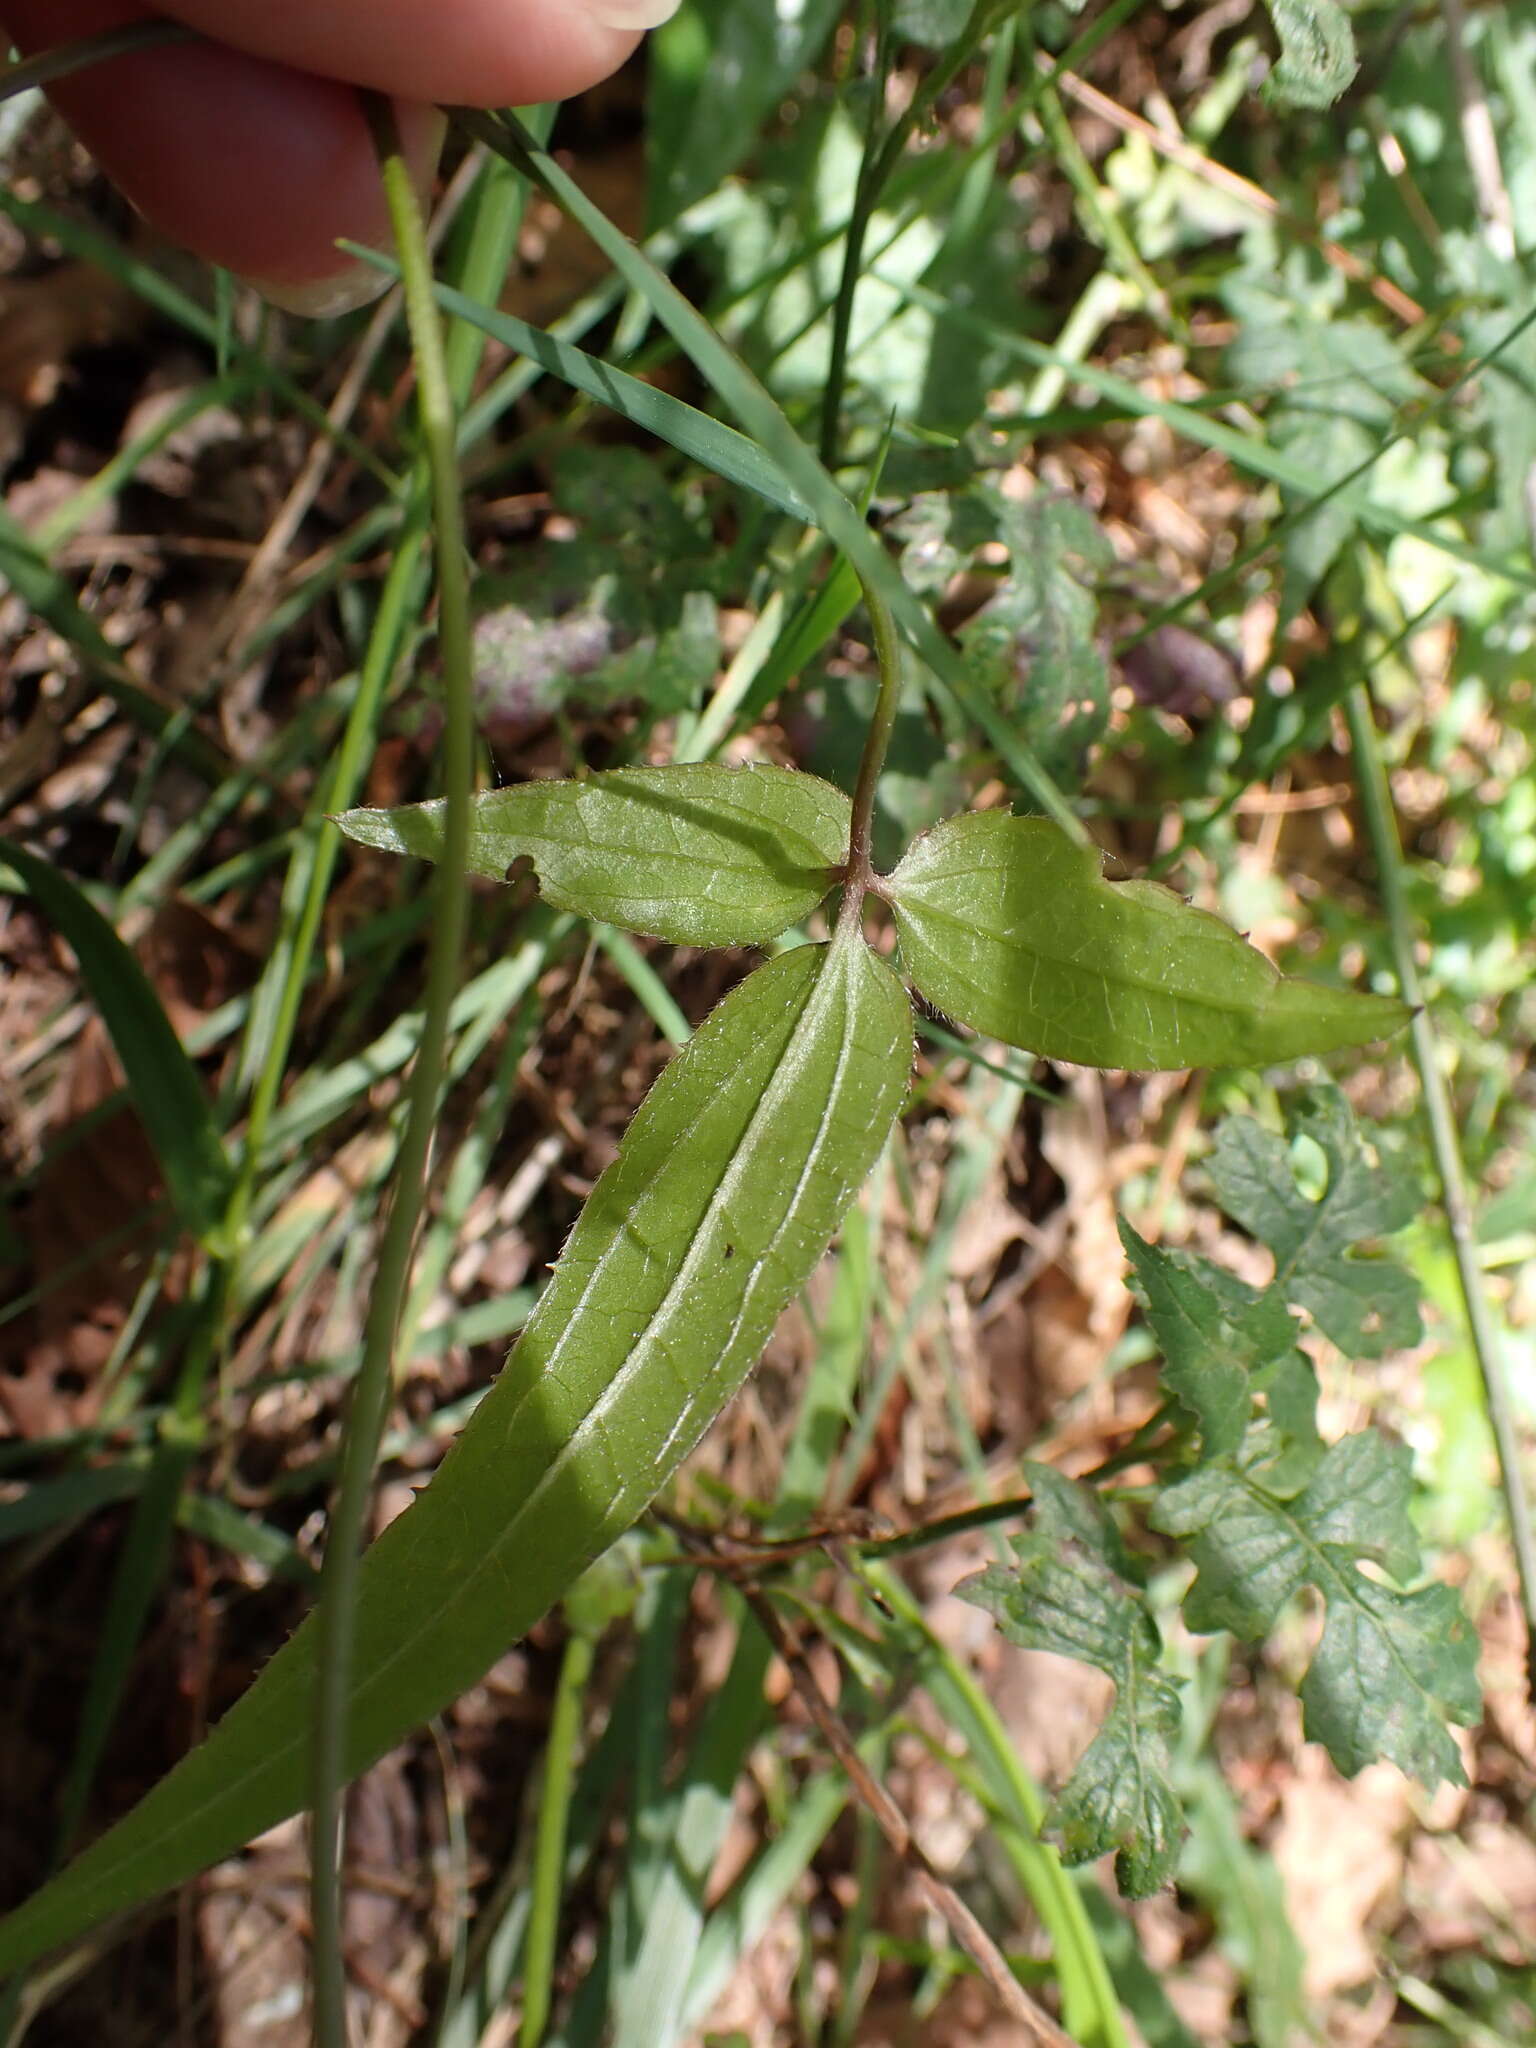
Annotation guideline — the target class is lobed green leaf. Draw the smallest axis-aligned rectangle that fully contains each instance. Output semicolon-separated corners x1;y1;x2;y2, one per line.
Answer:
1118;1220;1296;1460
960;1465;1184;1896
884;812;1410;1071
1154;1432;1481;1786
337;764;850;947
1206;1085;1423;1356
956;490;1114;782
0;932;911;1975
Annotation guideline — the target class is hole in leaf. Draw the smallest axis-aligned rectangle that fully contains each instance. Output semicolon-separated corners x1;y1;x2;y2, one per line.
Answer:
1289;1132;1329;1202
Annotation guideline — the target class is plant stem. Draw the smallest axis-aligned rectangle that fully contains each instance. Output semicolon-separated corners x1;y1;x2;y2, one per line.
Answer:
818;0;1009;469
1345;683;1536;1694
818;12;893;468
309;99;476;2048
519;1629;595;2048
842;569;904;923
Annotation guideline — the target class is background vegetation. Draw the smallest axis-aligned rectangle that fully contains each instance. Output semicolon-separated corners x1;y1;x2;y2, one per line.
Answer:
0;2;1533;2043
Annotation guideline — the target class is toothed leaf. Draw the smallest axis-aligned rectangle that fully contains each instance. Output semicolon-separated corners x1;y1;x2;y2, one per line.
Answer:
1154;1432;1480;1786
961;1465;1184;1895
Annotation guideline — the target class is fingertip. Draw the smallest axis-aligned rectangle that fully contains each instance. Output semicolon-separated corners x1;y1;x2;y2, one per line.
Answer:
160;0;648;109
14;18;444;302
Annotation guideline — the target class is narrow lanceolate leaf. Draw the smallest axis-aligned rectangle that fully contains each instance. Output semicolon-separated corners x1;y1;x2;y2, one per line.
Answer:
338;764;849;947
1154;1432;1480;1787
0;933;911;1976
960;1466;1184;1897
0;837;232;1244
885;813;1409;1071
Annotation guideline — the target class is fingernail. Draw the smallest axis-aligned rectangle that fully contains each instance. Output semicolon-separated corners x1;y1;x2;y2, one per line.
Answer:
245;263;392;319
582;0;681;26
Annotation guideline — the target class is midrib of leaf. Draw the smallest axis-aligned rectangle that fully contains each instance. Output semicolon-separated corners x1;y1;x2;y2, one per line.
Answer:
1121;1663;1156;1774
522;930;871;1480
1228;1468;1419;1688
1263;1188;1339;1303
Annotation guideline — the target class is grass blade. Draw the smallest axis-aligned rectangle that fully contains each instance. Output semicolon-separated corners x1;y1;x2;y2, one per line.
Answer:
0;840;232;1244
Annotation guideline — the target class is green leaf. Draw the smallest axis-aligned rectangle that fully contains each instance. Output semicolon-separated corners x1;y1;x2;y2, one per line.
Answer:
337;765;850;947
1118;1221;1296;1459
884;813;1410;1070
1153;1432;1480;1785
1260;0;1358;109
960;1466;1184;1896
1206;1086;1423;1356
893;483;1113;778
0;932;912;1974
890;486;1001;595
1224;287;1425;615
0;838;232;1244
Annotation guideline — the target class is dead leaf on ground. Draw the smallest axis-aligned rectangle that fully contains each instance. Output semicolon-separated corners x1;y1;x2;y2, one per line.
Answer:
1270;1753;1415;1998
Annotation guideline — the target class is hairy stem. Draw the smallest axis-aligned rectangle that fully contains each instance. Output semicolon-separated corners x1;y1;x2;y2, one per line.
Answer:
309;98;476;2047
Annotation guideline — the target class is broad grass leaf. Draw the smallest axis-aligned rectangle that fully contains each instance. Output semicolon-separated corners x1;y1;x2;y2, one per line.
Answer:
0;933;911;1974
885;812;1410;1070
343;264;819;527
0;837;232;1243
338;765;850;947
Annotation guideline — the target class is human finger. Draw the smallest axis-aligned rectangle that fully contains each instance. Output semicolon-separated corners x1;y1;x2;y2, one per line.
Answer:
133;0;668;109
3;0;443;308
